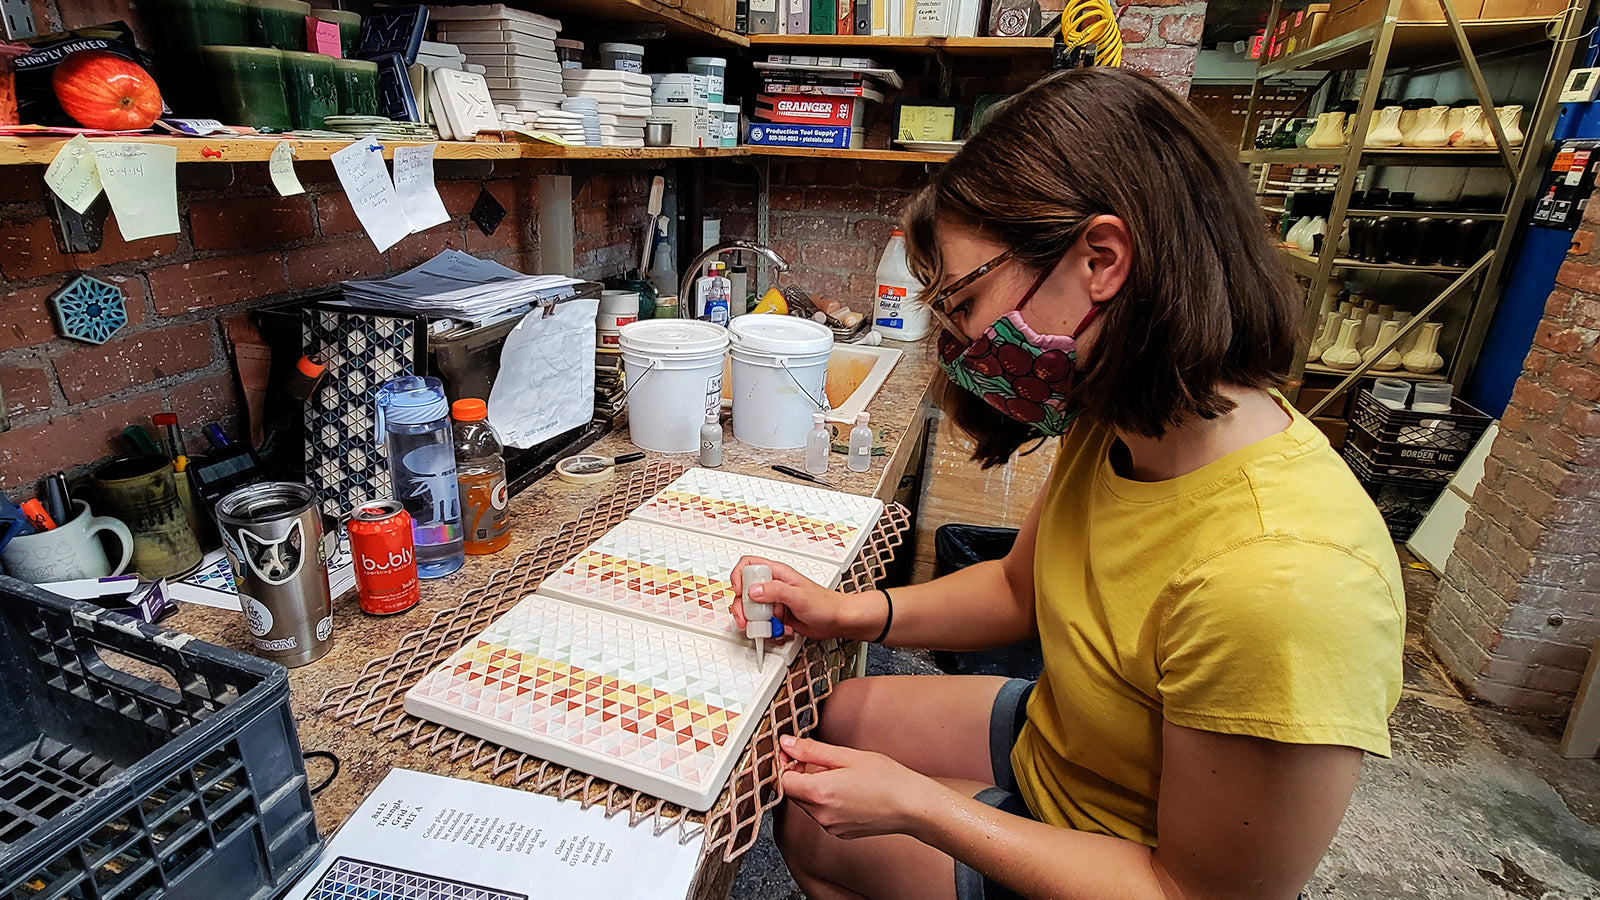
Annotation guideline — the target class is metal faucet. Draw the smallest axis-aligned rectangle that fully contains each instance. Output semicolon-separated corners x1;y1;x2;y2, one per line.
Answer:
679;239;789;318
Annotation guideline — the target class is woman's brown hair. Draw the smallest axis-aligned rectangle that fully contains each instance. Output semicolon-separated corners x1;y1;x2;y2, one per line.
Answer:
904;67;1300;467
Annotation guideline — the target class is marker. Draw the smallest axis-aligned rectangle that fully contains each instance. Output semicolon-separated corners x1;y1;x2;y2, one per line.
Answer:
20;498;56;531
741;564;777;667
205;423;233;450
153;413;189;472
123;425;160;456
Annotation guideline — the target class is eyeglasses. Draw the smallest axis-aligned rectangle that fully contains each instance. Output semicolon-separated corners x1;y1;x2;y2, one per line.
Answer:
925;248;1016;349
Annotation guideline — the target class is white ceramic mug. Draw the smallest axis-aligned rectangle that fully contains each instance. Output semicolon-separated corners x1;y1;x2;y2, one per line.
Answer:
0;500;134;583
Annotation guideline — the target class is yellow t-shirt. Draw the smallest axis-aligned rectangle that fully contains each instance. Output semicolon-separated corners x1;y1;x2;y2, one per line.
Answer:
1010;396;1405;846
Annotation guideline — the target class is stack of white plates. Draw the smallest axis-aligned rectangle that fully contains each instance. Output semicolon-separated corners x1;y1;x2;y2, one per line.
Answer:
496;104;526;127
431;6;565;115
561;69;649;147
534;109;587;144
560;97;602;146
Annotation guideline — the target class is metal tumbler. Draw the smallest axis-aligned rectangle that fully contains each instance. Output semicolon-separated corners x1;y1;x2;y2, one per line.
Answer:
216;482;333;667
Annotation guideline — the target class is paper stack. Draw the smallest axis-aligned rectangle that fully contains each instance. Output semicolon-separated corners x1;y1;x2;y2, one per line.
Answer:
429;5;566;115
561;69;650;147
341;250;582;326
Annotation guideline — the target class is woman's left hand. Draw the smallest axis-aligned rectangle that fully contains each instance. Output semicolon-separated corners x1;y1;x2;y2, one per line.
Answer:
778;734;947;840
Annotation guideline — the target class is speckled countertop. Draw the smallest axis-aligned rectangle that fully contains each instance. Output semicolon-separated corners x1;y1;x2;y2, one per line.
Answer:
162;336;940;836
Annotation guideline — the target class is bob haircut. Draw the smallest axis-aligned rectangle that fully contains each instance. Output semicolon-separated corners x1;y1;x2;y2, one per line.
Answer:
903;67;1301;467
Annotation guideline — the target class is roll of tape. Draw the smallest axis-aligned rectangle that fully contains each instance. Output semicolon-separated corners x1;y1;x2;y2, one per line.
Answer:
556;455;615;485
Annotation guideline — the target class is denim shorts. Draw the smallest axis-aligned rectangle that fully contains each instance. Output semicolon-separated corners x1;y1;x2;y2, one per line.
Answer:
953;678;1037;900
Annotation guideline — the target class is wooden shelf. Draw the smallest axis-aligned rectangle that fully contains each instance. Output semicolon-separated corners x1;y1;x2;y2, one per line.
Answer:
514;0;746;45
1241;147;1510;167
746;34;1054;56
0;135;954;166
1305;362;1449;381
1257;16;1561;77
746;145;950;163
1278;245;1474;278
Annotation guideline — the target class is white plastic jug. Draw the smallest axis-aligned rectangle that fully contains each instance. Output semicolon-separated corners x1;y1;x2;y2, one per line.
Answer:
872;230;928;341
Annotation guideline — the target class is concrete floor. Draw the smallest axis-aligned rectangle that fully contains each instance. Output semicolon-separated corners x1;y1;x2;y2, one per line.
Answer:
729;558;1600;899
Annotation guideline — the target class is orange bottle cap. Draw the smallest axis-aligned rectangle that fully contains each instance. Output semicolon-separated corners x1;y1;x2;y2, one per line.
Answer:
452;398;488;421
297;355;327;378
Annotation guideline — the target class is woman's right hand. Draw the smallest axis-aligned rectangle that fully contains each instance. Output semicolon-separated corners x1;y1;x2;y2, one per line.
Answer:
730;556;877;642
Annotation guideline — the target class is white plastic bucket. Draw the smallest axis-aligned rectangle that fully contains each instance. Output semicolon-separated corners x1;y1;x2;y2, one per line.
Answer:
618;319;729;453
599;42;644;73
729;316;833;449
597;289;639;347
687;56;726;103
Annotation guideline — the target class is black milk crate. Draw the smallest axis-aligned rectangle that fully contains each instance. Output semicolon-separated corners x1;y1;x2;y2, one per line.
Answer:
1342;443;1447;541
0;577;320;900
1347;389;1492;473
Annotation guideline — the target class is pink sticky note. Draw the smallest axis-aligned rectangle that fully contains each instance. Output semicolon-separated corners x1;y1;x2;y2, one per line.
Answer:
307;18;342;57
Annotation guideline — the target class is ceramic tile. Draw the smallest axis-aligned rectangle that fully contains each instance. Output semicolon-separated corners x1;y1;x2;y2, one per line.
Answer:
538;519;838;643
629;468;883;565
308;857;526;900
404;593;788;810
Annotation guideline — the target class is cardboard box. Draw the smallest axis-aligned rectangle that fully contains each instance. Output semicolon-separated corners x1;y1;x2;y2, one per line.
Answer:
1322;0;1481;42
1478;0;1566;18
745;121;863;148
755;94;866;126
684;0;737;29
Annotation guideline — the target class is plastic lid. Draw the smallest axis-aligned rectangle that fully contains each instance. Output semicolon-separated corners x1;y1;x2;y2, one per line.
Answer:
890;229;904;237
600;42;644;52
706;410;719;423
813;412;826;424
452;398;488;421
376;375;450;427
728;315;833;356
855;412;870;424
617;319;730;358
687;56;727;66
297;355;326;378
153;412;177;426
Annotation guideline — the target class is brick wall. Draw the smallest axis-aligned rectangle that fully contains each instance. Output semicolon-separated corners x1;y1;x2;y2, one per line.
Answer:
0;161;651;493
1427;196;1600;715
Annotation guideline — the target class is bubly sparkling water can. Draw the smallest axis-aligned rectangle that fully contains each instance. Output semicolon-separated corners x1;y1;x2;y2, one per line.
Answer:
349;499;420;615
216;482;332;667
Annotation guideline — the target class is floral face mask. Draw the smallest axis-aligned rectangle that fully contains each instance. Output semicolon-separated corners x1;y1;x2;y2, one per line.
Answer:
935;263;1103;435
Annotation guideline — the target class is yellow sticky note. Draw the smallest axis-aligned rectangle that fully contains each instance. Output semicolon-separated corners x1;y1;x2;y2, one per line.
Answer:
91;143;181;241
44;135;104;214
897;105;956;142
270;141;304;197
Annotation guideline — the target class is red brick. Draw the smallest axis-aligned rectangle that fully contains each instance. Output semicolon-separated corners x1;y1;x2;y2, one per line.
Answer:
464;214;525;255
800;241;872;272
1557;260;1600;294
1122;47;1197;92
847;273;878;303
0;169;44;204
1525;348;1553;375
1510;379;1561;415
1545;289;1574;318
285;235;387;290
721;213;757;241
879;190;915;217
1571;230;1595;257
1525;420;1581;462
1551;361;1600;401
386;227;465;272
1561;402;1600;437
1156;12;1203;45
52;323;215;404
1;364;52;418
1572;296;1600;330
1533;322;1586;355
780;160;863;188
316;192;362;236
165;370;242;454
0;283;66;352
768;187;806;212
1500;405;1524;434
774;214;848;241
189;196;315;250
0;391;165;485
0;217;177;280
146;251;287;316
854;217;897;247
1121;12;1154;44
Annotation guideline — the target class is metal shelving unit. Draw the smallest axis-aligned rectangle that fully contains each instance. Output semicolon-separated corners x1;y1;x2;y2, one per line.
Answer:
1241;0;1590;415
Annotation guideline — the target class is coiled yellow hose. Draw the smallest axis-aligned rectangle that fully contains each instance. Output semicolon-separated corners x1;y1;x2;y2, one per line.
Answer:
1059;0;1124;68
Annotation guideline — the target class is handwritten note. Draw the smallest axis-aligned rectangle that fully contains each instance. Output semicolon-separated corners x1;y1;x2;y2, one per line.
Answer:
392;144;450;232
330;135;413;252
44;135;104;214
269;141;304;196
91;143;180;240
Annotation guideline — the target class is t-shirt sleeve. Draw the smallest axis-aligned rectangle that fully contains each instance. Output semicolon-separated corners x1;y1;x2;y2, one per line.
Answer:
1156;536;1405;756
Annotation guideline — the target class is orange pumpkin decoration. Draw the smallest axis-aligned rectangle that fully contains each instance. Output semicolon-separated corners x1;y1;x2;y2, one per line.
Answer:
52;50;162;131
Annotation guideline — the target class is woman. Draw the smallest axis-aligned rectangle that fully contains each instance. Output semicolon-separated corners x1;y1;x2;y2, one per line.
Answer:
731;67;1404;900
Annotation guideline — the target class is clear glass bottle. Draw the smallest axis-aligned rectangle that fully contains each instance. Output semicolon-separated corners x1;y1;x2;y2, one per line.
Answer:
375;375;464;578
700;411;723;467
847;412;872;472
452;399;511;555
805;412;830;475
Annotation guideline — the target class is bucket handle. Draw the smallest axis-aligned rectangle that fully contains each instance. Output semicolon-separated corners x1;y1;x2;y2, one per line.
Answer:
727;332;830;412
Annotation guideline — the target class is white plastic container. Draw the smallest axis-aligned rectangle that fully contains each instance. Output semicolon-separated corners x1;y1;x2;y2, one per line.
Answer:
597;289;640;347
687;56;726;103
599;42;644;72
872;229;929;341
618;319;730;453
728;316;834;449
648;105;698;147
721;103;739;147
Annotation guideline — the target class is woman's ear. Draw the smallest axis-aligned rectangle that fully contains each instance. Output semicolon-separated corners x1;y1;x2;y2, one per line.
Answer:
1080;214;1132;304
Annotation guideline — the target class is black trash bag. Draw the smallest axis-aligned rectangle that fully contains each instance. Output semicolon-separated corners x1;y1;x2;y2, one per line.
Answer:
931;524;1044;679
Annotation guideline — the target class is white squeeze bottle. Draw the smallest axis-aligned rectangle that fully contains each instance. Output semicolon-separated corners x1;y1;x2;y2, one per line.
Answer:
873;230;928;341
805;412;830;475
848;412;872;472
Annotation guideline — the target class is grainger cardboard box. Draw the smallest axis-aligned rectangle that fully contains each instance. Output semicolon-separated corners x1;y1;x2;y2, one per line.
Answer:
1478;0;1568;18
1322;0;1482;43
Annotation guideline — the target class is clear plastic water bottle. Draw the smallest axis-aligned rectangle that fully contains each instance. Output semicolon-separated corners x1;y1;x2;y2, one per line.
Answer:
375;375;464;578
805;412;830;475
452;399;511;555
848;412;872;472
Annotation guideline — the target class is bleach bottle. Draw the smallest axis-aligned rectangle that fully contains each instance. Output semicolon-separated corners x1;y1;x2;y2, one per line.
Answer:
872;230;928;341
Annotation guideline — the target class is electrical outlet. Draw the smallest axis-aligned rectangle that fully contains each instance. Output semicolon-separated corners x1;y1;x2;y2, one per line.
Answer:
0;0;37;39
